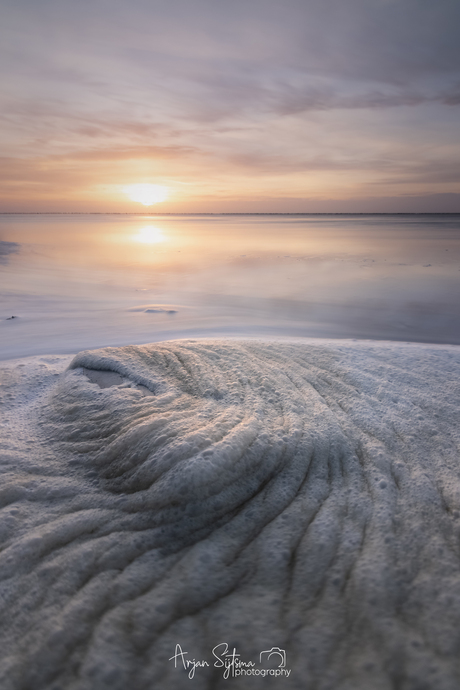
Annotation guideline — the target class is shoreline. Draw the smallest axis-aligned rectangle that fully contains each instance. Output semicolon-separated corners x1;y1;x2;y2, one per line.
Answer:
2;332;460;364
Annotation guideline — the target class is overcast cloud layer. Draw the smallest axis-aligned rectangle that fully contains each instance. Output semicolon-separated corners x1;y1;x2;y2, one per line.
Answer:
1;0;460;211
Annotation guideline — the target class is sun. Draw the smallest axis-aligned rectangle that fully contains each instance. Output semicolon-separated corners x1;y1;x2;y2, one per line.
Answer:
124;184;169;206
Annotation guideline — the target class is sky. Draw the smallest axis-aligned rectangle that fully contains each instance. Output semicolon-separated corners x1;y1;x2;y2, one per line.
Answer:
1;0;460;213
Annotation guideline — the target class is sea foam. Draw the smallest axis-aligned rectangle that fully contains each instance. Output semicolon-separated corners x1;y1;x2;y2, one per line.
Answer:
1;339;460;689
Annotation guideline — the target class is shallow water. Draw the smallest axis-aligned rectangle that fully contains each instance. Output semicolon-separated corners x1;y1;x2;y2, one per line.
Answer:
1;213;460;358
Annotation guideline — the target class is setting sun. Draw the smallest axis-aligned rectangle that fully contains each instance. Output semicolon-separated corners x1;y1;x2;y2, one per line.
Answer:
124;184;169;206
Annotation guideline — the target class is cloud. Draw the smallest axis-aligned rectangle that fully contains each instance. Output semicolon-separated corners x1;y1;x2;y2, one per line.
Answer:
65;144;197;162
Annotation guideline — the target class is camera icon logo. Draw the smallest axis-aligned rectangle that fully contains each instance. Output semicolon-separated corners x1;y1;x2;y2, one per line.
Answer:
259;647;286;668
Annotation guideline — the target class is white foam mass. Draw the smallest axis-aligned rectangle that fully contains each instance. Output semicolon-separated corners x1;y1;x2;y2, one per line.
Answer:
1;339;460;689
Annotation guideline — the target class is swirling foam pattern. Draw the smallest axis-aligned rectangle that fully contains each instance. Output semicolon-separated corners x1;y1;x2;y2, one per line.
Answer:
1;339;460;689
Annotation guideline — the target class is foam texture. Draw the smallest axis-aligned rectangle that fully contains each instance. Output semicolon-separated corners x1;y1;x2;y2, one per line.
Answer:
1;339;460;689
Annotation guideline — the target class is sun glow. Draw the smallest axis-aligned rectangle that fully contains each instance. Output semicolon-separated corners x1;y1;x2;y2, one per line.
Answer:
124;184;169;206
134;226;166;244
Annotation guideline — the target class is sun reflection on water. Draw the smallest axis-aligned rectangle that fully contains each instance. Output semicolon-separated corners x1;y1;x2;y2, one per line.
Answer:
134;226;166;244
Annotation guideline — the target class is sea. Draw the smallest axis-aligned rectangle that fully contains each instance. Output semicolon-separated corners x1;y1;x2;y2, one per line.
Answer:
1;213;460;359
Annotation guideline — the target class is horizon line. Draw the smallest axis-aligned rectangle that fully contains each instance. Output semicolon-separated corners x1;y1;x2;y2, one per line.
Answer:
1;212;460;216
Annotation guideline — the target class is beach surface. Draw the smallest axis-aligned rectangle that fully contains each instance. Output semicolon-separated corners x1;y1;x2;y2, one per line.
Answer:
1;337;460;689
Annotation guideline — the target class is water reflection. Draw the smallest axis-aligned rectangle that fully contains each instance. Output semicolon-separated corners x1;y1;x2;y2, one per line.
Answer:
134;226;166;244
1;214;459;358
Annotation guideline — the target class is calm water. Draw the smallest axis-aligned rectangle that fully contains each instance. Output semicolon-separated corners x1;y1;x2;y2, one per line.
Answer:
1;214;460;358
